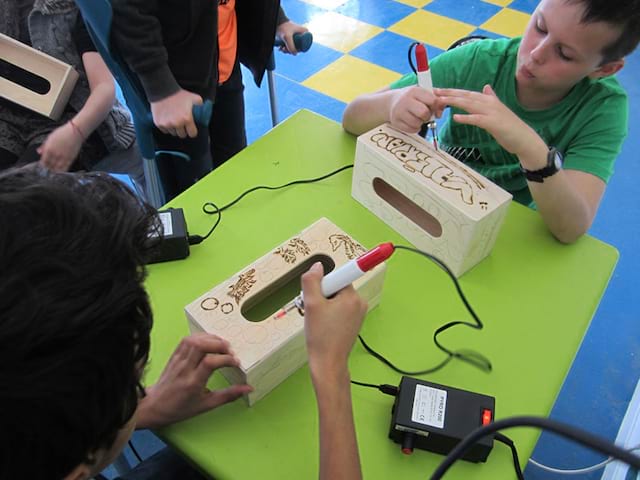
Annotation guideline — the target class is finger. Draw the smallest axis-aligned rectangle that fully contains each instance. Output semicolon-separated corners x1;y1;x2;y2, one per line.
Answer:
183;335;232;368
301;262;324;305
285;36;298;55
175;125;188;139
186;119;199;138
204;384;254;410
483;84;496;96
194;352;240;385
452;113;486;128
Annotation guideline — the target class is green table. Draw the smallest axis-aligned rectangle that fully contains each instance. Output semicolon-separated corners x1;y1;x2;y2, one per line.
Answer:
145;110;618;478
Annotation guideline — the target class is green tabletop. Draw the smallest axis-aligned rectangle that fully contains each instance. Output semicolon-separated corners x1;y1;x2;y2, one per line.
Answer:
144;109;618;479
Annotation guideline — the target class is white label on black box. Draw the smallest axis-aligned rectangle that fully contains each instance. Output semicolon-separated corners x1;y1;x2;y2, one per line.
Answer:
158;211;173;236
411;384;447;429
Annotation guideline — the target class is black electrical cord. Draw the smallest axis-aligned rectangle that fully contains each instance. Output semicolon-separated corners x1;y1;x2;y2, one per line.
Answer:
408;41;419;75
357;245;491;377
350;379;399;396
188;164;354;245
430;416;640;479
494;433;524;480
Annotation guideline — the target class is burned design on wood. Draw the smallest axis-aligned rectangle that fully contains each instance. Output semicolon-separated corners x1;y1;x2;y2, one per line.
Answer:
227;268;257;304
201;297;220;311
274;237;311;263
221;303;234;314
369;131;486;206
329;234;366;259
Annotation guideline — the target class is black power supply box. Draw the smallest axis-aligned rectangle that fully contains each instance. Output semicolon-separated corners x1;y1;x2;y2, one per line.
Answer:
147;207;190;264
389;376;495;462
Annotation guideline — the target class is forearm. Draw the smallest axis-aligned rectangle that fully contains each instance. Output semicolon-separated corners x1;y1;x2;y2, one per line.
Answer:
342;90;395;135
111;0;179;101
519;141;595;243
311;366;362;480
528;173;595;243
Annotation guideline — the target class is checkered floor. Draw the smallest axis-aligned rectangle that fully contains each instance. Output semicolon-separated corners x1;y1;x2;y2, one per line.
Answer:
244;0;543;142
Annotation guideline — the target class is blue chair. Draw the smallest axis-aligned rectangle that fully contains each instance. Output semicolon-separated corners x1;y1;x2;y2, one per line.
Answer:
74;0;212;207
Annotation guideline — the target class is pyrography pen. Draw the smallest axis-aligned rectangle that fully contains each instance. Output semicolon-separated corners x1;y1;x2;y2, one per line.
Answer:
274;242;395;319
415;43;439;150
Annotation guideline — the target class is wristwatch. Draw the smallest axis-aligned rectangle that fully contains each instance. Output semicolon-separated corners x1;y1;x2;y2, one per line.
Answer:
520;147;564;183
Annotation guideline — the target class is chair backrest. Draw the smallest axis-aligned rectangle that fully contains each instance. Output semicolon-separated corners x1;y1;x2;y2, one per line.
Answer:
74;0;156;159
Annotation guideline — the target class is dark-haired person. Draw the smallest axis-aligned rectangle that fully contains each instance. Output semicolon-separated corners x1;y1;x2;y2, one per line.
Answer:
0;167;366;480
343;0;639;244
110;0;308;199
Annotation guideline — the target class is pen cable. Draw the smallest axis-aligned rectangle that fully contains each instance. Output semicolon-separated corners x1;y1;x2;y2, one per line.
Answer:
188;164;354;245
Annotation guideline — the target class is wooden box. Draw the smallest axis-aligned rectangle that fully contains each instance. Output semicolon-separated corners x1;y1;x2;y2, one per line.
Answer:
185;218;387;405
0;33;79;120
352;124;512;277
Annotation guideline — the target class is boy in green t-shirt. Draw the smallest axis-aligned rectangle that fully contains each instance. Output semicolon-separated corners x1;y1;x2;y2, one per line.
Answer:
343;0;640;244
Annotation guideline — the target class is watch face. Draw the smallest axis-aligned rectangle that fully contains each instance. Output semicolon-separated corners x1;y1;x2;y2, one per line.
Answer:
553;152;563;170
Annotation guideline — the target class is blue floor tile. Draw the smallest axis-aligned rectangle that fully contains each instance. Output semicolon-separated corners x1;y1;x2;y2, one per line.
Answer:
273;43;344;82
280;0;329;24
470;28;507;41
336;0;417;28
508;0;539;14
424;0;502;26
274;75;347;124
351;31;443;74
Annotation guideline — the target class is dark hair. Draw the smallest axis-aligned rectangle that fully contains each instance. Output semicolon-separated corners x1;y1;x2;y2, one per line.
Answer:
568;0;640;63
0;167;159;479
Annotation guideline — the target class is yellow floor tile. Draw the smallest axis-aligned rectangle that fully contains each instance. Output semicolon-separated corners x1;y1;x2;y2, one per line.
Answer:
306;11;384;53
300;0;348;9
481;8;530;37
302;55;401;103
483;0;513;7
388;10;475;51
394;0;432;8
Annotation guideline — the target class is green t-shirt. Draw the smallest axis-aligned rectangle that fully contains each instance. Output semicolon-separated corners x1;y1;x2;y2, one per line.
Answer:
390;37;629;206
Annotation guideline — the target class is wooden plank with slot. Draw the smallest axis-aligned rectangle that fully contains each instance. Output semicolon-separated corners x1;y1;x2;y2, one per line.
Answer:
352;123;512;277
185;217;387;405
0;33;78;120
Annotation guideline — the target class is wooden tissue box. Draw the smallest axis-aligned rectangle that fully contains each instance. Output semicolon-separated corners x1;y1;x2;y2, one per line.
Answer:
352;123;512;277
185;217;387;405
0;33;78;120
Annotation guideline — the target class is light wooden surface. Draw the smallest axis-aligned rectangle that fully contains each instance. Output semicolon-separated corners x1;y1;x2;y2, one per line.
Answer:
353;123;512;276
0;33;78;120
185;217;386;405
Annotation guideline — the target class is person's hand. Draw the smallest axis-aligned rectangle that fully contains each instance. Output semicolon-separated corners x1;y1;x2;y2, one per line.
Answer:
37;123;83;172
136;333;253;429
150;89;203;138
388;86;444;134
275;21;309;55
435;85;541;157
301;262;368;380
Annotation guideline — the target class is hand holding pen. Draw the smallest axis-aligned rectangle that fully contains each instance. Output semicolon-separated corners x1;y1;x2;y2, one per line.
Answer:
414;43;439;150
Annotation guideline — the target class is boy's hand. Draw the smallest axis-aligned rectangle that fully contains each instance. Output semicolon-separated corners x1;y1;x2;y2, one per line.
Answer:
37;123;83;172
136;333;252;429
436;85;541;157
151;89;203;139
275;21;309;55
301;262;368;382
389;86;444;134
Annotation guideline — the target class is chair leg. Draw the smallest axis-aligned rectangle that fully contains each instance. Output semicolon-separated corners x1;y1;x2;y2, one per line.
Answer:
267;69;279;127
143;156;165;208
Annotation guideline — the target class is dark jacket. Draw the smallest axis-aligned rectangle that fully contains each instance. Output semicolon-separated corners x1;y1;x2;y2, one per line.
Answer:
111;0;287;102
